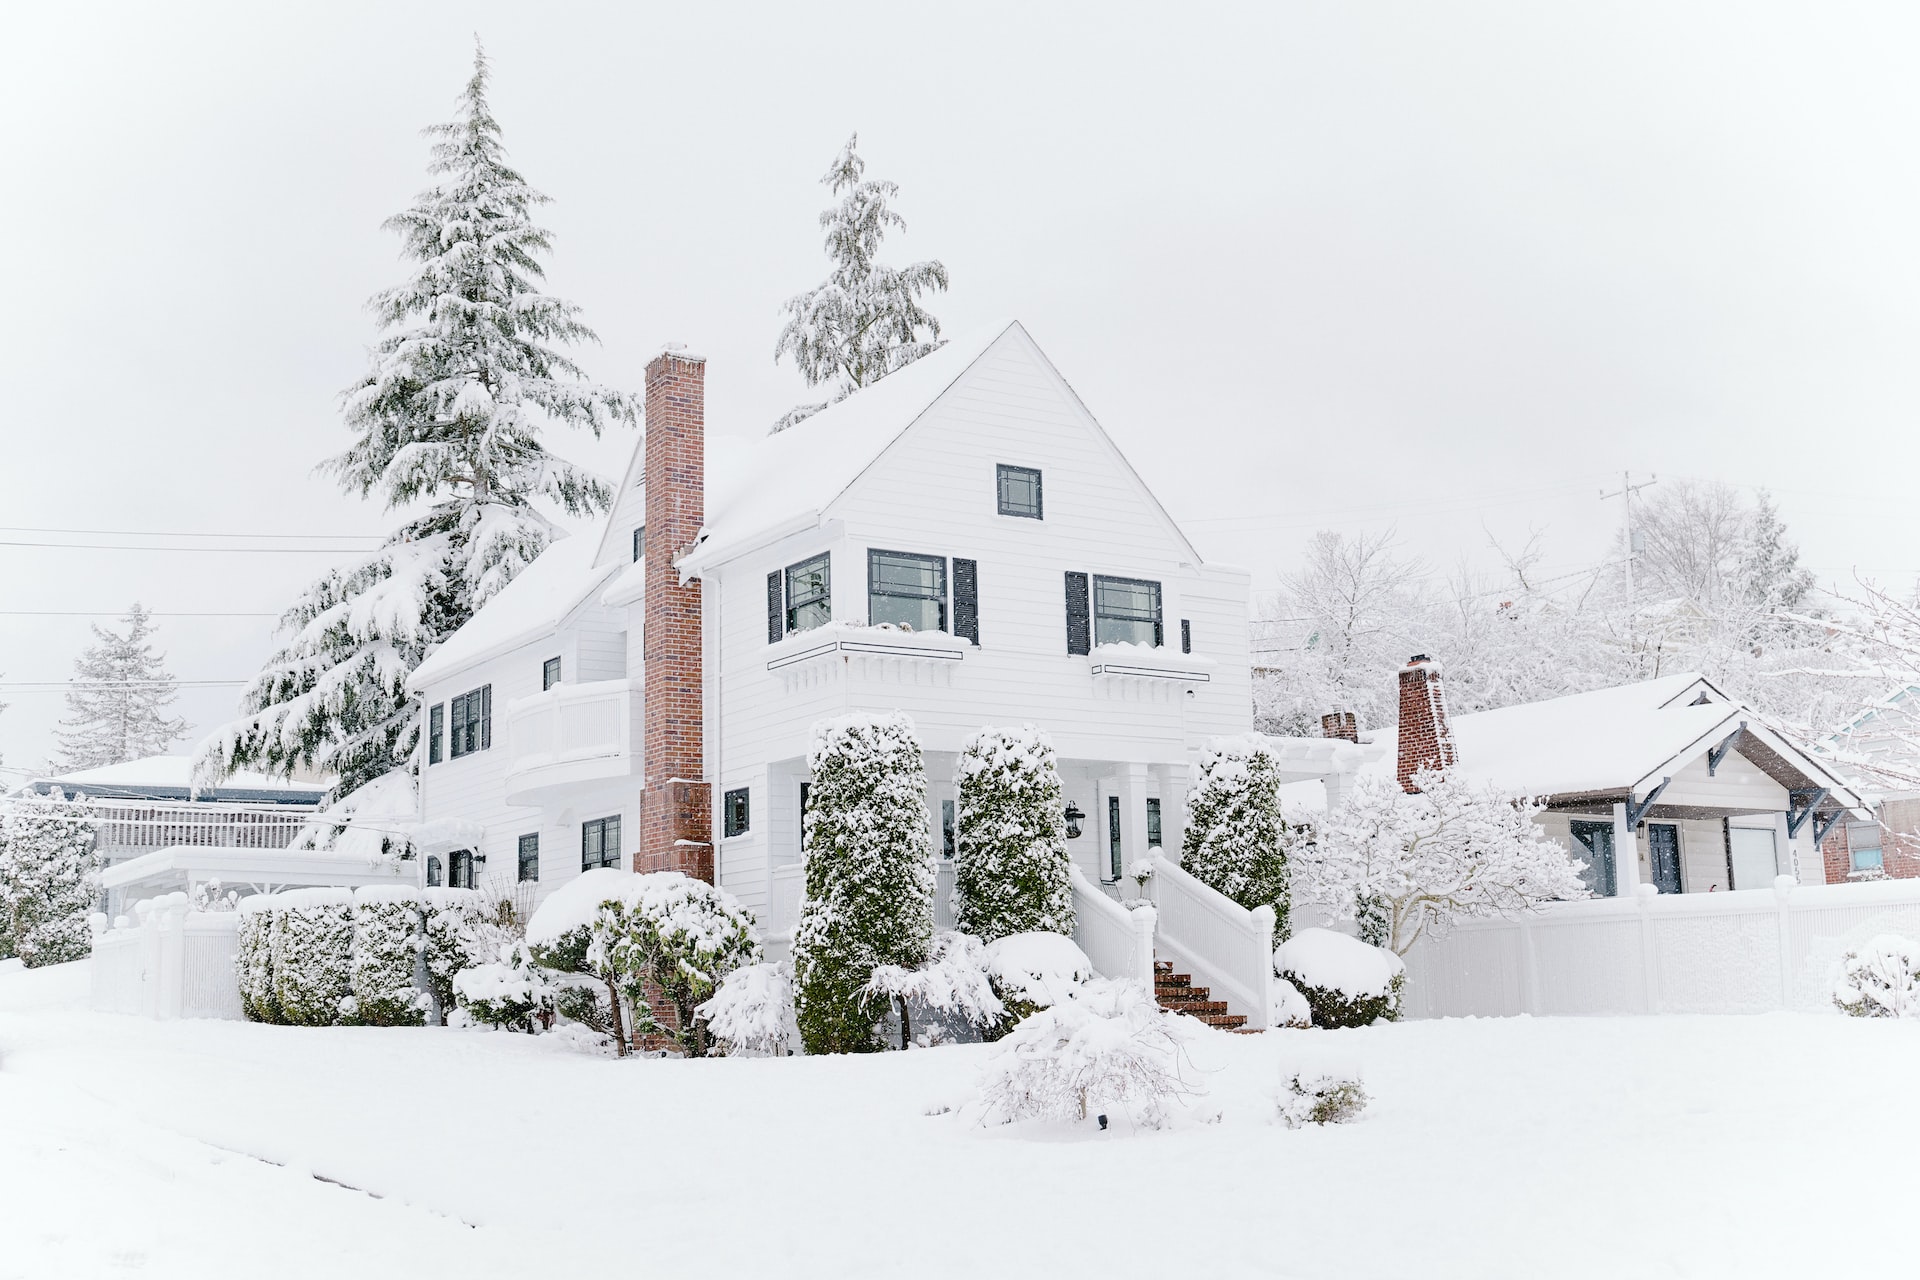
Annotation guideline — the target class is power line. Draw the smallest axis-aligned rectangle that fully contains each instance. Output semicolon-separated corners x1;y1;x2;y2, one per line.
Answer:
0;610;279;619
0;679;249;692
0;539;373;554
0;524;381;542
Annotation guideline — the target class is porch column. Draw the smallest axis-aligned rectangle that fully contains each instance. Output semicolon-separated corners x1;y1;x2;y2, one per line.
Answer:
1151;762;1187;857
1774;811;1797;884
1611;801;1643;897
1119;763;1151;878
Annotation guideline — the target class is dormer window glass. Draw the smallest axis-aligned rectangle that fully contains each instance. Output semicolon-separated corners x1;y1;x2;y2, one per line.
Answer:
632;525;645;562
785;553;831;634
1092;576;1163;647
868;549;947;633
997;464;1043;519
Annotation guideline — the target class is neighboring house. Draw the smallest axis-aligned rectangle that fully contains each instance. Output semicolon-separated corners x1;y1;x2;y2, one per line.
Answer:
1345;658;1869;894
1813;682;1920;882
407;320;1287;932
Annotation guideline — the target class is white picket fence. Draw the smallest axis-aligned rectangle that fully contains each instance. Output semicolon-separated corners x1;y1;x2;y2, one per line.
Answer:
89;893;244;1021
1402;878;1920;1019
1144;849;1275;1029
1069;865;1156;988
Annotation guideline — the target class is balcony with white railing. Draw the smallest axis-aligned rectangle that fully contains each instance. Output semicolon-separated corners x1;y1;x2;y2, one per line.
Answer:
504;679;644;806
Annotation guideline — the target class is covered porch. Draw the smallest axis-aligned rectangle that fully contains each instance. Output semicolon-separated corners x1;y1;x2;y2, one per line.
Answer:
100;844;412;916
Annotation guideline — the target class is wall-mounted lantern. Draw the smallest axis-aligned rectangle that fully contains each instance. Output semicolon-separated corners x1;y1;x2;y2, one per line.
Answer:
1063;802;1086;841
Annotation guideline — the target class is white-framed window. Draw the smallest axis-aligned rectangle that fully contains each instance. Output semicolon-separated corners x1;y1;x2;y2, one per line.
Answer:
868;549;947;633
1092;576;1163;647
1849;821;1885;874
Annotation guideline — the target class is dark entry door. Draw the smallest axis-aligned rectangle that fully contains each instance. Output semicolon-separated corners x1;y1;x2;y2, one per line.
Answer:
1648;823;1683;894
1569;820;1616;897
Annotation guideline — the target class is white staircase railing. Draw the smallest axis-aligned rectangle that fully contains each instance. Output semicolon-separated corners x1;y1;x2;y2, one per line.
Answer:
1069;864;1156;988
1145;850;1274;1029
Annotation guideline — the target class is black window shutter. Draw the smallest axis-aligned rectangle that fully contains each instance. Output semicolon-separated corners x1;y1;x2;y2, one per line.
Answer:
1181;619;1192;654
480;685;492;750
953;558;979;645
767;570;783;643
1065;571;1091;655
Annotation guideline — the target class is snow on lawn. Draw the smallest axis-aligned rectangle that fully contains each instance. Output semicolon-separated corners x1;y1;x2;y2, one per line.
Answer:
3;960;1916;1279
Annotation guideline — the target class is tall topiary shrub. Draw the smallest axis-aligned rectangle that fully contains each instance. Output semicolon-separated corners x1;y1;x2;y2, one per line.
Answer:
953;725;1074;943
0;788;100;968
235;893;284;1023
793;711;935;1054
351;885;427;1026
272;888;354;1026
423;887;491;1024
1182;736;1290;939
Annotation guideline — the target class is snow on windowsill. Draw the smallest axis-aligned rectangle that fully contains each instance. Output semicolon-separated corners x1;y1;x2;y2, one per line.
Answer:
766;621;973;671
1088;641;1213;682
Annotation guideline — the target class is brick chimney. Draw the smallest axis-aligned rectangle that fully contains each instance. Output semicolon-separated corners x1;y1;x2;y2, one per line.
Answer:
1320;710;1359;743
637;346;713;881
1396;654;1457;793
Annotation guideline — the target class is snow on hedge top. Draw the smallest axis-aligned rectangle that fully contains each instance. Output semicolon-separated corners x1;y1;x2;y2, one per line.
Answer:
987;931;1093;1007
524;868;757;953
408;534;617;690
1274;928;1404;999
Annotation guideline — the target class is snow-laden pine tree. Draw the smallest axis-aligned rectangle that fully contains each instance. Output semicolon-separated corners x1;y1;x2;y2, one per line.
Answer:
52;604;187;772
769;134;949;432
0;789;100;968
952;726;1074;943
1181;737;1291;938
792;712;935;1053
196;45;636;799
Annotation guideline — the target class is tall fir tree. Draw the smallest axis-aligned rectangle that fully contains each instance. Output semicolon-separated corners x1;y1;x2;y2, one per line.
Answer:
792;712;935;1053
770;134;949;432
0;789;100;967
1181;738;1291;939
197;44;637;800
52;603;187;772
952;726;1074;942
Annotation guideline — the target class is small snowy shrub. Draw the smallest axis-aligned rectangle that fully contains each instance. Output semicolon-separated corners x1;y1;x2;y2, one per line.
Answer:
1182;737;1290;937
864;930;1006;1048
1270;977;1312;1030
351;886;426;1026
1278;1072;1369;1128
1832;935;1920;1018
272;888;354;1027
423;887;491;1025
985;931;1093;1032
190;878;238;913
1275;928;1405;1029
975;979;1197;1128
952;726;1074;943
700;961;797;1057
235;894;283;1023
526;870;638;1054
455;942;557;1032
792;712;935;1054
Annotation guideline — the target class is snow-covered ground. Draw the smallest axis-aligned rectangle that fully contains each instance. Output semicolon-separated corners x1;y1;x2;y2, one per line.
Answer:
2;960;1914;1279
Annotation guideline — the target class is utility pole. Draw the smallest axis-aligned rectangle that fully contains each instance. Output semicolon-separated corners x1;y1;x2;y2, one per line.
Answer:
1600;470;1657;605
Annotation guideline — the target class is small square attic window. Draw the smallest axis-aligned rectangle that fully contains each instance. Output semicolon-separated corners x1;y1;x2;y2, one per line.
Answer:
997;465;1042;519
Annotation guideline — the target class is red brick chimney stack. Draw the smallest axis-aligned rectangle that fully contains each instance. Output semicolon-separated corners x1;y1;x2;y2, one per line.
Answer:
1395;654;1457;793
637;346;713;881
1321;710;1359;744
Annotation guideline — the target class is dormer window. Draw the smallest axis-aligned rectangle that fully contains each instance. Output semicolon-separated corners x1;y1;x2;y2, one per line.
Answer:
997;464;1043;519
632;525;645;562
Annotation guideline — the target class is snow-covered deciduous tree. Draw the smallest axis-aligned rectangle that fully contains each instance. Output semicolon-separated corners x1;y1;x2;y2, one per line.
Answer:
792;712;935;1054
1831;934;1920;1018
974;979;1197;1129
52;604;187;772
196;44;636;800
0;789;99;968
864;930;1007;1048
1292;768;1589;957
952;726;1073;943
600;872;761;1057
770;134;949;432
1181;737;1290;937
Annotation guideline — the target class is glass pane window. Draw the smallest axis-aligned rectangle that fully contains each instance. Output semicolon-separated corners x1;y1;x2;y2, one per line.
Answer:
426;855;443;887
428;703;444;765
868;549;947;633
517;833;539;883
1849;822;1885;873
449;685;491;758
1093;576;1163;648
785;554;831;634
449;850;474;890
1107;795;1123;880
542;656;561;691
723;788;750;838
632;525;645;562
582;815;621;871
942;800;956;859
1146;798;1162;850
996;464;1043;519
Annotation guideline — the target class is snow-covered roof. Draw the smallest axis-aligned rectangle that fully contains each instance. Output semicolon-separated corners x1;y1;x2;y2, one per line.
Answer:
100;844;412;892
32;756;327;804
1359;672;1865;810
408;534;618;691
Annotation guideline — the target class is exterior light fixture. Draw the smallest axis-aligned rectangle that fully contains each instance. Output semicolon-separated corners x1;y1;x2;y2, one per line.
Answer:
1063;803;1086;840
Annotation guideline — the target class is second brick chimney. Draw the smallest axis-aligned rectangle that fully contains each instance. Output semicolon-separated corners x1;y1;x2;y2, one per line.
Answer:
637;346;713;881
1320;710;1359;743
1396;654;1457;792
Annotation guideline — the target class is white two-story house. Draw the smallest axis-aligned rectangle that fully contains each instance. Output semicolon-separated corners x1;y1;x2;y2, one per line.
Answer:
408;319;1265;930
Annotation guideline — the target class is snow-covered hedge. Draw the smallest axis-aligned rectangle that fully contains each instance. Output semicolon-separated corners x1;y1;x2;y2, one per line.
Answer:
952;726;1074;943
1832;935;1920;1019
0;788;100;968
1274;928;1405;1028
975;979;1197;1128
699;961;796;1057
351;885;426;1026
864;930;1006;1047
454;942;557;1032
423;887;491;1025
792;712;935;1054
272;888;355;1027
236;893;283;1023
1182;737;1290;936
1278;1071;1369;1128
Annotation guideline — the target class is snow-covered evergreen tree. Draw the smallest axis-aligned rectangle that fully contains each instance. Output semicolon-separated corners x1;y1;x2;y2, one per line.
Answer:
1181;737;1290;938
792;712;935;1053
0;789;99;968
196;44;637;799
952;726;1073;943
52;604;187;772
770;134;949;432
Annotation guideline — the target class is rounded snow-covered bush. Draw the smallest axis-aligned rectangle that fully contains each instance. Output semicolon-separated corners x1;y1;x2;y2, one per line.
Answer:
454;942;556;1032
1832;934;1920;1018
792;712;935;1054
1183;736;1290;936
1270;977;1312;1030
1278;1071;1368;1128
975;978;1197;1128
272;888;354;1027
235;893;284;1023
423;887;491;1025
700;961;797;1057
985;931;1093;1032
351;885;426;1026
864;930;1007;1048
1274;928;1405;1028
953;726;1074;943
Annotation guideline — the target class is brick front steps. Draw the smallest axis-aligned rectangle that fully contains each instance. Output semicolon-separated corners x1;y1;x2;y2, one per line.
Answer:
1153;959;1249;1031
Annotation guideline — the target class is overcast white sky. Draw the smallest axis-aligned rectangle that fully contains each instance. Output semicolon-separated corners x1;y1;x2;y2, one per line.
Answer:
4;1;1920;774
